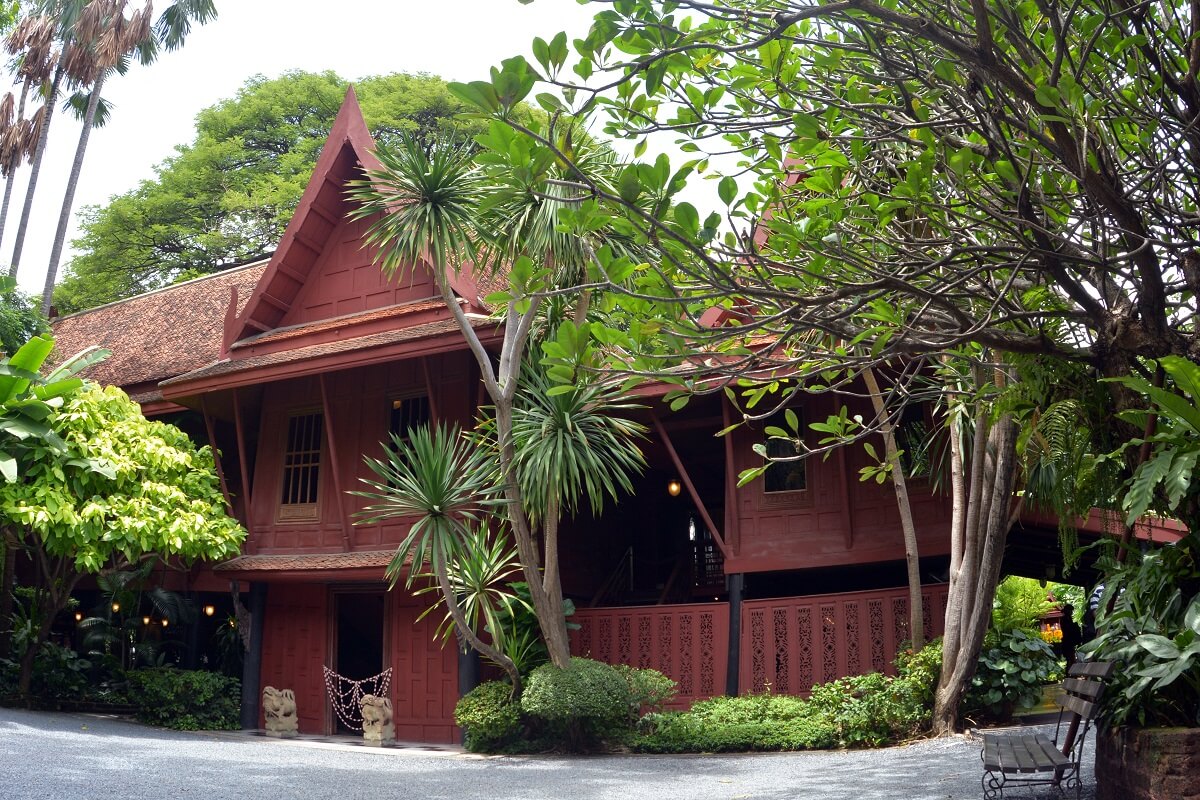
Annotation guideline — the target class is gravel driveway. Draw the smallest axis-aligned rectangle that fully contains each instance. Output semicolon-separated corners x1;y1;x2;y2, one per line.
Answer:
0;707;1096;800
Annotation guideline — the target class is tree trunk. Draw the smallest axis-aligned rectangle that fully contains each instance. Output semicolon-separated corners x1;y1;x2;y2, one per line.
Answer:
41;73;104;316
863;365;924;649
9;59;66;277
0;527;17;658
433;557;521;694
932;406;1018;735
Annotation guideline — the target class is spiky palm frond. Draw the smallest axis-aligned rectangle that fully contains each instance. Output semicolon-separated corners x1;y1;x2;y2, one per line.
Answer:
510;367;647;525
354;424;502;589
411;520;526;646
348;135;484;279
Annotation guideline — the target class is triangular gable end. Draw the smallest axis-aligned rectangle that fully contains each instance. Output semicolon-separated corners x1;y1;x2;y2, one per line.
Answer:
222;87;484;354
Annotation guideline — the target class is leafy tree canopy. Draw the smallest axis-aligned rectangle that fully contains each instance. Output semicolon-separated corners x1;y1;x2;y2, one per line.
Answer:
0;383;244;572
54;70;490;313
0;276;46;356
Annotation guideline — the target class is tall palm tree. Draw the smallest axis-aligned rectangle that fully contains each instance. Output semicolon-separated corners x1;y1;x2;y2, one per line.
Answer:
41;0;216;315
1;14;56;274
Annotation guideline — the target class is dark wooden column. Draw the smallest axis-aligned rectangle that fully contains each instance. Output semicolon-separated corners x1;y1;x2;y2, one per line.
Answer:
725;572;744;696
239;581;268;729
457;645;480;698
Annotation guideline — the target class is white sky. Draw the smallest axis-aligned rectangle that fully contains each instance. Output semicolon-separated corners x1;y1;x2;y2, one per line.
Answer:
7;0;600;298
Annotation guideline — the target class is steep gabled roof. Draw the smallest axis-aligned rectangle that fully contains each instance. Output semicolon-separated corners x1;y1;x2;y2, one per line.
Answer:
226;88;383;347
50;260;267;392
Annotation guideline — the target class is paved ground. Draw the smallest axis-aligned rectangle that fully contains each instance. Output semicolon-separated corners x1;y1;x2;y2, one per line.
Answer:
0;707;1096;800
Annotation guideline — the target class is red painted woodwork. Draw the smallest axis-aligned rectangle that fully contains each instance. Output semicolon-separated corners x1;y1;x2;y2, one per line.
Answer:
723;392;953;574
739;584;950;696
259;583;329;733
570;602;729;707
387;591;459;743
245;351;473;556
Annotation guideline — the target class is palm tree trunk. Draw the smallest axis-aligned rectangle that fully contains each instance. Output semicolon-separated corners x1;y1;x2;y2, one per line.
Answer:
862;366;924;649
0;81;32;255
41;73;104;316
433;556;521;694
9;58;66;278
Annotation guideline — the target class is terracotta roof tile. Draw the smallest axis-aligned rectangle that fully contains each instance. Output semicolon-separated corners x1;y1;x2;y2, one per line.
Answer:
163;316;494;387
51;261;269;389
232;298;448;348
213;550;396;572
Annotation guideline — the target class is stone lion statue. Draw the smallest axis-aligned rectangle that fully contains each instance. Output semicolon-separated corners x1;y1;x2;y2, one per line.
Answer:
359;694;394;745
262;686;298;736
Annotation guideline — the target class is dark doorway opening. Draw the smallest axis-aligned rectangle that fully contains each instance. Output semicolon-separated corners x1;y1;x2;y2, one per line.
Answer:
332;590;386;734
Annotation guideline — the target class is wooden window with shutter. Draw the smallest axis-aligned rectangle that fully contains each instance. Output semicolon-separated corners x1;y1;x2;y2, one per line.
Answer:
279;412;323;521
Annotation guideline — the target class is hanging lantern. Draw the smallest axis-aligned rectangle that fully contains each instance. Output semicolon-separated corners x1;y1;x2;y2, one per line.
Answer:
667;479;682;497
143;616;151;626
111;602;120;613
203;604;216;617
160;619;169;628
74;611;83;622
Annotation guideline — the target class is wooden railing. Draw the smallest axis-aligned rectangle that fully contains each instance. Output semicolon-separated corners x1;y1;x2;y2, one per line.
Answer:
570;601;729;706
571;583;950;704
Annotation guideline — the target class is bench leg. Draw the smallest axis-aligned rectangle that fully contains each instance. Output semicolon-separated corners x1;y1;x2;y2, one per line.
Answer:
982;768;1004;799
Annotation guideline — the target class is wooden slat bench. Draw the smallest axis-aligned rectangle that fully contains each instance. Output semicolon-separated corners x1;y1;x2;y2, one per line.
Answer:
980;661;1114;799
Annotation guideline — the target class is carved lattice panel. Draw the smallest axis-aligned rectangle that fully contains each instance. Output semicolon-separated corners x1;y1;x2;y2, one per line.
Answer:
844;601;860;674
868;599;886;673
658;615;673;675
679;613;694;696
821;604;838;682
773;608;790;693
617;617;632;665
699;613;715;697
638;616;652;669
893;597;909;645
796;606;813;691
748;608;766;691
922;596;933;642
598;617;612;661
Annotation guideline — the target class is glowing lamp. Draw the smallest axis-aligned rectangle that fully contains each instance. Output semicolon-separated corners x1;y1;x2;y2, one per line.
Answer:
203;604;216;617
667;480;682;497
74;612;83;622
111;602;120;613
160;619;169;628
143;616;151;625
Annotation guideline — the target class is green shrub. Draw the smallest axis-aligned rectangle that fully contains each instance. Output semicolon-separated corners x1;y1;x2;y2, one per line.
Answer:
992;576;1056;634
965;628;1058;720
635;709;837;753
124;667;240;730
454;680;521;752
613;664;677;719
520;657;630;749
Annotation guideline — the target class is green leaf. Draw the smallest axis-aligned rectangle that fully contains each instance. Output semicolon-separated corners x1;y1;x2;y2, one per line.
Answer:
1136;634;1181;659
718;176;737;206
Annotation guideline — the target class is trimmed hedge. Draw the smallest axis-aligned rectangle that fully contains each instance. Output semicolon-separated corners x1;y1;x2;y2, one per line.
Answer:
521;657;630;748
124;667;240;730
455;680;521;752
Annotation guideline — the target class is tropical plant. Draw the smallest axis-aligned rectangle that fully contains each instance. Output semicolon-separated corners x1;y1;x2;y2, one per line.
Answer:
1082;544;1200;728
354;424;522;687
350;122;647;672
0;333;105;658
964;629;1059;721
991;576;1055;635
0;383;244;698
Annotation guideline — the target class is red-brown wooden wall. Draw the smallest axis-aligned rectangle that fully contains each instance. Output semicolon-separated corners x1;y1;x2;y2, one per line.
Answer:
244;351;473;555
258;583;458;741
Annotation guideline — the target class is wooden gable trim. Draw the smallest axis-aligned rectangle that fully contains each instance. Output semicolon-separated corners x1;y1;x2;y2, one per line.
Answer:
226;87;383;349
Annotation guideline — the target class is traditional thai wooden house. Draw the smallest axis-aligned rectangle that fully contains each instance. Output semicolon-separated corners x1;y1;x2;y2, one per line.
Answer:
52;89;1159;742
